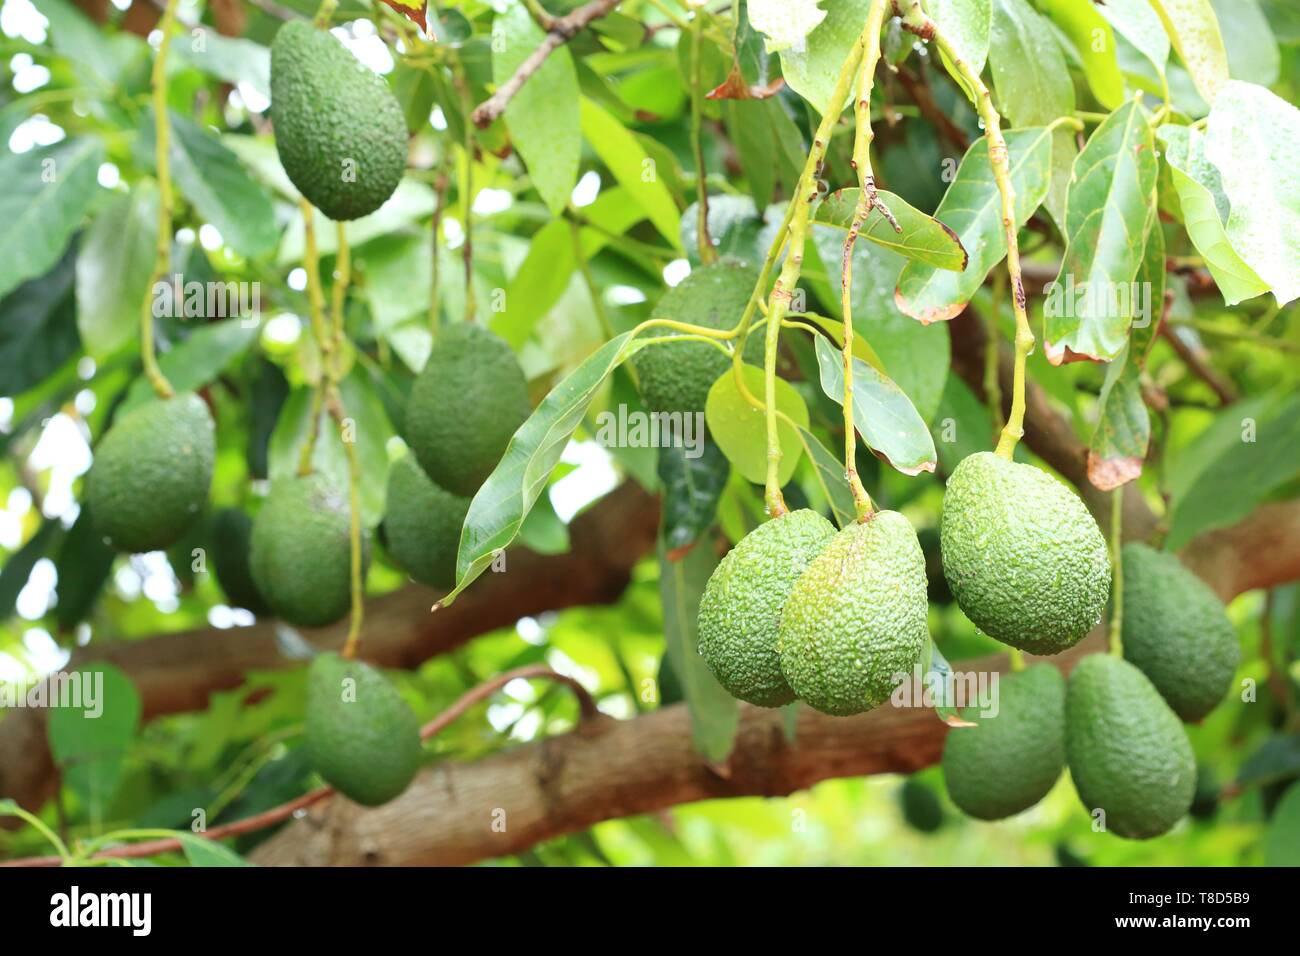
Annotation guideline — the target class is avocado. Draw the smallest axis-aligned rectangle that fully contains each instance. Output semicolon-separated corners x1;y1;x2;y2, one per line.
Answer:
86;392;215;553
1065;654;1195;839
778;511;929;716
304;652;421;806
270;20;407;221
941;452;1110;654
1190;763;1219;820
632;259;762;415
899;777;945;833
696;508;836;707
249;474;369;628
1121;542;1238;722
942;664;1065;820
381;453;470;590
211;507;270;615
405;323;530;496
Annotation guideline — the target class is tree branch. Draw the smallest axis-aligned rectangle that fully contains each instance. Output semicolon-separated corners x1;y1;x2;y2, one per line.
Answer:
470;0;622;129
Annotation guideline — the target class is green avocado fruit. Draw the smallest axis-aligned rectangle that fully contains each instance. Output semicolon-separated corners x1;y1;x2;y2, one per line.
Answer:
305;652;422;806
696;508;836;707
778;511;930;716
381;453;470;590
270;20;407;221
632;259;762;415
941;451;1110;654
405;323;530;497
249;474;370;628
211;507;270;615
899;777;945;833
942;664;1066;820
1120;542;1238;722
86;392;215;554
1065;654;1195;839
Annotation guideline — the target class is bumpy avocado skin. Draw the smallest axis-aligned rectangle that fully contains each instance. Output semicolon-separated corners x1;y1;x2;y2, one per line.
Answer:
778;511;930;716
305;653;421;806
1121;542;1238;722
632;260;763;414
942;664;1065;820
211;507;270;615
697;509;836;707
941;452;1110;654
382;454;470;590
249;474;370;628
405;323;530;497
1065;654;1195;839
270;21;407;221
87;392;215;553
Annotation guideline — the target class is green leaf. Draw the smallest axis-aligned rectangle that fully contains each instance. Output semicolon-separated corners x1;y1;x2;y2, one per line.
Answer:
1211;0;1280;88
1045;101;1158;364
931;373;993;474
657;440;730;556
987;0;1075;127
0;521;61;622
657;538;739;764
47;663;141;825
812;334;936;476
277;180;439;266
176;833;252;867
579;98;682;248
447;333;646;605
1097;0;1170;80
176;32;271;99
705;364;809;486
1156;124;1268;306
495;5;581;215
1265;782;1300;866
928;0;992;102
140;111;278;259
794;425;856;529
0;137;103;300
1167;391;1300;549
1204;81;1300;306
35;0;146;89
1086;344;1149;491
812;187;968;272
54;508;117;630
1036;0;1124;109
921;640;972;726
1130;220;1165;366
517;492;571;556
0;243;79;396
121;318;260;415
896;127;1054;323
76;182;159;359
777;0;871;115
1148;0;1229;104
748;0;828;52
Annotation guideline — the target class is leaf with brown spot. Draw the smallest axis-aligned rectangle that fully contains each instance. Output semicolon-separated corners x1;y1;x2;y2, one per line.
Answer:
705;62;786;101
377;0;426;32
1087;343;1149;490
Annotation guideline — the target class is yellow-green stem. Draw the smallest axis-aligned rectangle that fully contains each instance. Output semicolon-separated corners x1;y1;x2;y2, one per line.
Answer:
1008;647;1026;672
297;199;331;473
330;390;365;661
313;0;338;27
690;11;716;264
452;59;476;322
140;0;182;400
985;274;1005;440
1108;488;1124;657
331;222;351;379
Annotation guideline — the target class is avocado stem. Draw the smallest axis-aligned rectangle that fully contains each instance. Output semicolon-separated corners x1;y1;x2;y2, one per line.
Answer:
1008;647;1026;672
689;10;717;266
140;0;182;401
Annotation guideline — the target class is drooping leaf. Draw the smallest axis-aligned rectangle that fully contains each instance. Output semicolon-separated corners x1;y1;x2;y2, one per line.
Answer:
705;364;809;486
447;333;647;605
813;334;937;476
176;32;271;99
121;319;260;414
930;373;993;474
47;663;141;825
812;187;967;272
176;833;253;867
579;98;682;248
987;0;1074;126
1203;81;1300;306
0;243;79;396
1130;221;1165;365
1097;0;1171;81
1147;0;1229;104
1045;101;1158;364
35;0;146;89
657;539;738;764
54;507;117;630
0;521;61;622
657;440;731;558
896;127;1054;323
1086;344;1149;490
1211;0;1280;88
76;182;159;360
0;137;103;300
494;5;581;215
927;0;992;103
794;425;856;529
1035;0;1124;109
748;0;827;52
1156;124;1268;306
777;0;871;115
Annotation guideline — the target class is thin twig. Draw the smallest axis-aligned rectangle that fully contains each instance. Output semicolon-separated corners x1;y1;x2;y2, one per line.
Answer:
471;0;622;128
1158;322;1238;405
